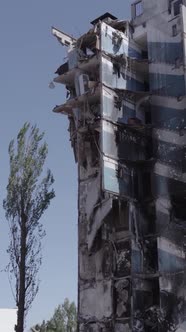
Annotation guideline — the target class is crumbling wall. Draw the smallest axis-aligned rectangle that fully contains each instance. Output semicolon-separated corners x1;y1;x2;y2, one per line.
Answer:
52;3;186;331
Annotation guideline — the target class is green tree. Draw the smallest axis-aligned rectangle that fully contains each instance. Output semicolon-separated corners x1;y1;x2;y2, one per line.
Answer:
32;299;77;332
4;123;55;332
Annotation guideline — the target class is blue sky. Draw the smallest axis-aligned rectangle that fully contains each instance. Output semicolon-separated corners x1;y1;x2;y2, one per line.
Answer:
0;0;131;329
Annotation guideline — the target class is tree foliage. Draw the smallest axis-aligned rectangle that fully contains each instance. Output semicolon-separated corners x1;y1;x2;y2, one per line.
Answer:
3;123;55;332
32;298;77;332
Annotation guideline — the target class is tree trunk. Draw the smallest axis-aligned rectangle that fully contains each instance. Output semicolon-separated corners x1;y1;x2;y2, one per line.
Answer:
16;216;27;332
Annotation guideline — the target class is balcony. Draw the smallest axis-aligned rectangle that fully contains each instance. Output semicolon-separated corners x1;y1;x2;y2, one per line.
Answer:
52;83;101;115
53;54;100;86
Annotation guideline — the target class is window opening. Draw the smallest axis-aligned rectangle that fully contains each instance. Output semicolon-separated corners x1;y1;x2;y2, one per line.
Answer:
135;1;143;17
168;0;174;14
173;0;182;16
172;24;177;36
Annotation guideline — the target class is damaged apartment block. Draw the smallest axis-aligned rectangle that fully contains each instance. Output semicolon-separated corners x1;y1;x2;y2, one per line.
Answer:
52;1;186;331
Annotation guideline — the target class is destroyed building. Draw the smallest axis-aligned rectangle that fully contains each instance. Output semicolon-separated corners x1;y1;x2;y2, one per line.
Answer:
51;0;186;331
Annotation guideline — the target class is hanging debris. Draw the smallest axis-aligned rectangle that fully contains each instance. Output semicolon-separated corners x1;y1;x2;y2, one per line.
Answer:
51;2;186;331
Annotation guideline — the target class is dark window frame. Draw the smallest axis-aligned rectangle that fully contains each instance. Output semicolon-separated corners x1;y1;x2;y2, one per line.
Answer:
172;24;177;36
173;0;182;16
134;1;143;17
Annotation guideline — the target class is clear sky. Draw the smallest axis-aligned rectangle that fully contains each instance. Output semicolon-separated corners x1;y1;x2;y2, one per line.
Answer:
0;0;131;330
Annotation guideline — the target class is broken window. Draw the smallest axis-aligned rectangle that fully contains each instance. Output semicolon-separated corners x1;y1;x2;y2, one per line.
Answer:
112;199;129;232
143;239;158;273
79;74;89;95
102;243;113;278
115;240;131;277
172;24;178;36
133;279;160;332
137;203;156;237
135;169;152;201
145;109;152;125
90;131;100;167
168;0;174;13
142;50;148;59
173;0;182;16
133;279;160;312
77;33;98;54
171;196;186;222
114;279;131;318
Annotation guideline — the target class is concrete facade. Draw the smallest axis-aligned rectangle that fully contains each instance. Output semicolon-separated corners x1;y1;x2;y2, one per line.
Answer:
52;1;186;331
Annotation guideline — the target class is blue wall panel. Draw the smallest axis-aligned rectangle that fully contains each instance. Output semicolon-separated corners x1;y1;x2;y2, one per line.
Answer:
151;105;186;130
148;42;183;64
152;174;186;197
102;59;145;91
158;249;185;272
149;73;185;97
132;250;142;273
154;140;186;171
